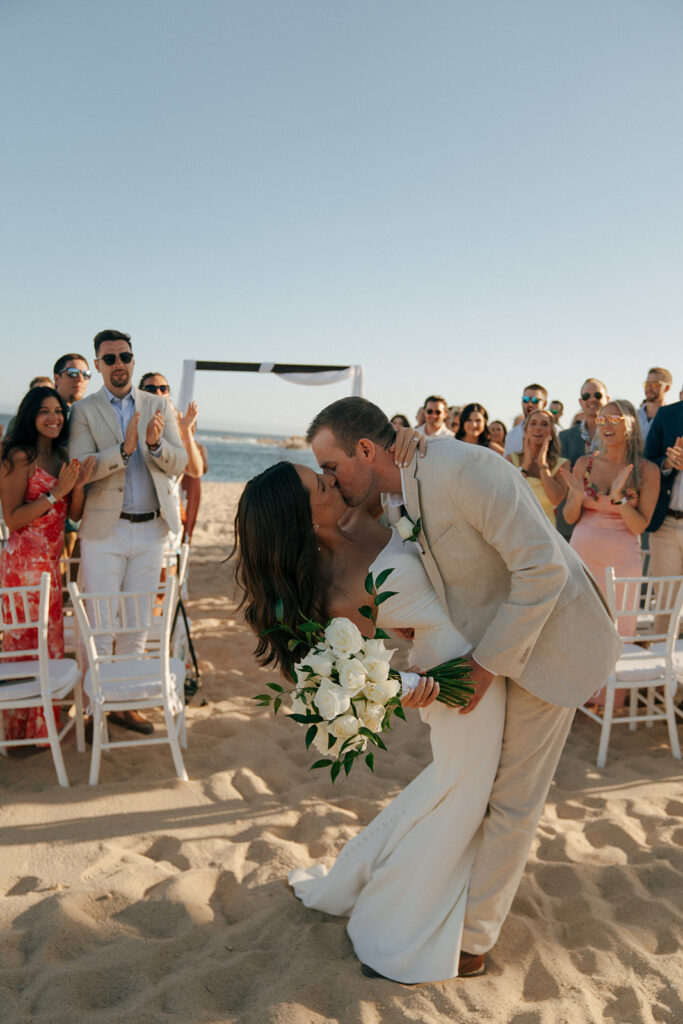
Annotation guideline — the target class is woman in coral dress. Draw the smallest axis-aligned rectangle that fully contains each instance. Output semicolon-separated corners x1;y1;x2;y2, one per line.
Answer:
560;400;659;706
0;386;93;742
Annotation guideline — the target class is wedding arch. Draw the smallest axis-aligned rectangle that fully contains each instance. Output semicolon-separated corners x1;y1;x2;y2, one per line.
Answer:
178;359;364;412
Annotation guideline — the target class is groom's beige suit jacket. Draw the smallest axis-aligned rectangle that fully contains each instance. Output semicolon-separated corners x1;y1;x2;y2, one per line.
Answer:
388;439;621;707
68;386;188;541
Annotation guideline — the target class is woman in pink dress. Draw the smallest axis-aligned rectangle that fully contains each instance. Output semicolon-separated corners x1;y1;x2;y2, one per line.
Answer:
0;387;93;743
560;400;659;706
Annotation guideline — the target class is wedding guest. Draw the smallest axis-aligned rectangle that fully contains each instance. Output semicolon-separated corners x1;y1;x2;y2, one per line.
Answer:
68;331;187;736
645;396;683;583
390;414;411;430
549;400;564;425
53;354;91;408
560;378;609;467
181;423;209;543
488;420;507;448
638;367;672;443
29;376;54;389
561;400;659;706
447;406;463;435
455;403;503;454
417;396;453;438
503;384;548;455
0;387;93;744
506;410;567;526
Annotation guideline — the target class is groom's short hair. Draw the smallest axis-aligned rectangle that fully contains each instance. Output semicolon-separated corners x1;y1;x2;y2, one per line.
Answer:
306;398;394;456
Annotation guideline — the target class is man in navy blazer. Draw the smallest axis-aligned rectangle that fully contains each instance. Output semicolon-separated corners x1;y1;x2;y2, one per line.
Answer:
645;399;683;577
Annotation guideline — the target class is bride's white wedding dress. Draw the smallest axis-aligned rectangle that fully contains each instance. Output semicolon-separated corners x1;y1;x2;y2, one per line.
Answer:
288;529;506;983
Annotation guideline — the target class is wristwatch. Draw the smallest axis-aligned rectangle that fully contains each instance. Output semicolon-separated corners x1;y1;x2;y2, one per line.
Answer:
610;495;627;505
120;442;131;465
44;492;57;505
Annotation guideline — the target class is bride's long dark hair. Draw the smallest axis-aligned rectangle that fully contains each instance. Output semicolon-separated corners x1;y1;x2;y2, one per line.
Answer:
232;462;329;679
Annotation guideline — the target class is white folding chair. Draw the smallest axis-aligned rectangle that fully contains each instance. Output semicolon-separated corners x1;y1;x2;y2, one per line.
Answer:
0;573;84;786
59;555;81;661
578;571;683;767
68;574;188;785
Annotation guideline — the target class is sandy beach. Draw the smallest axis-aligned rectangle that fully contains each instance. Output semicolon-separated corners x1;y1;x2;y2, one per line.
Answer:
1;480;682;1024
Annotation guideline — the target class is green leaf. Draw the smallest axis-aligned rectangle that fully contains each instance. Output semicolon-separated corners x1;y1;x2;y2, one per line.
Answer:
330;761;341;784
374;590;398;606
267;682;285;692
299;621;320;634
358;605;374;619
373;628;390;640
343;755;354;776
253;694;272;702
374;567;394;588
310;759;334;770
327;732;337;750
375;734;387;751
287;638;298;651
305;724;318;749
393;705;407;721
364;572;375;595
275;597;284;623
289;712;323;724
273;697;281;714
365;752;375;772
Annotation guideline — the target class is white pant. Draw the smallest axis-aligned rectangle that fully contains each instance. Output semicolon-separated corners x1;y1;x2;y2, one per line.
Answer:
80;517;168;656
461;681;575;954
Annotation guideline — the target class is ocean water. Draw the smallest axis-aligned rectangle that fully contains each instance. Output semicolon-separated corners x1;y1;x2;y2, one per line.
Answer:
197;429;318;482
0;414;316;483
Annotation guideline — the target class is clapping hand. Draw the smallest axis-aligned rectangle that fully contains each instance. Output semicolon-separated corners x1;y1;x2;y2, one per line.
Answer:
146;410;165;448
53;459;81;499
665;435;683;472
609;464;633;502
76;455;96;487
558;464;583;499
178;401;198;433
124;412;140;456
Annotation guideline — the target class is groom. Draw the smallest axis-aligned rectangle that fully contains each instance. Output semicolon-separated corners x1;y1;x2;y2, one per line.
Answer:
307;397;621;977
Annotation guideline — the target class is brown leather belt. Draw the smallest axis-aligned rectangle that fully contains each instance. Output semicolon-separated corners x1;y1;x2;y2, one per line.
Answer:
666;508;683;520
119;510;161;523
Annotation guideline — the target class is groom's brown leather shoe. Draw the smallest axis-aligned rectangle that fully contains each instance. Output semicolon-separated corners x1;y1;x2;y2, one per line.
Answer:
458;951;486;977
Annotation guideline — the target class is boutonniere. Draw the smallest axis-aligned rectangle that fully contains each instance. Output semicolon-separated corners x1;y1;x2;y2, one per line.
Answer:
395;514;423;551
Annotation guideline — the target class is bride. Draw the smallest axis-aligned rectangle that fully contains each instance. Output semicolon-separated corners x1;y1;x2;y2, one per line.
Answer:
233;459;506;984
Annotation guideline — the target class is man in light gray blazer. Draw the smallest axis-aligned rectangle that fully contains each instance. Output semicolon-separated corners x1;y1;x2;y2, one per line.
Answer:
308;397;621;977
68;330;187;734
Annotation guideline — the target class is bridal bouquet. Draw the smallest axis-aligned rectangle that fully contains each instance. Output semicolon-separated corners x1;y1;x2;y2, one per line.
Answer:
254;568;474;781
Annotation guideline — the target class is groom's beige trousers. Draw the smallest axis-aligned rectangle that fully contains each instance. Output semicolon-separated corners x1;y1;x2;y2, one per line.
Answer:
461;679;575;955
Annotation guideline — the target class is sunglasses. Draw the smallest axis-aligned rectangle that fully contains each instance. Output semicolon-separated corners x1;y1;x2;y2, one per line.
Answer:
522;395;542;405
580;391;603;401
60;367;91;380
100;352;133;366
643;380;666;388
142;384;170;394
425;408;443;415
595;414;625;426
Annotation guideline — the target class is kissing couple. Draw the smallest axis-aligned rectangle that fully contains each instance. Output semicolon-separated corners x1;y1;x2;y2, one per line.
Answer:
233;397;621;984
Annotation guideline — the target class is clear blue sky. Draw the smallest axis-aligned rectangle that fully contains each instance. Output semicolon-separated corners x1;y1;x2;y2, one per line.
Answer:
2;0;681;434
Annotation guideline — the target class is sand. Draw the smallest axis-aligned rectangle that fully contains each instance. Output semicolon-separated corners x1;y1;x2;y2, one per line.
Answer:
0;480;682;1024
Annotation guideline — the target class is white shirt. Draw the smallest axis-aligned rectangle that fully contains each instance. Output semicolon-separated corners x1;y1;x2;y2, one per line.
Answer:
503;421;524;456
417;422;454;438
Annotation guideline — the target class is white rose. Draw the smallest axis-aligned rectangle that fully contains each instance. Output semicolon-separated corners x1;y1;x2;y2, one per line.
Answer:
302;650;335;678
364;677;400;704
363;638;393;662
395;516;415;541
337;659;367;696
324;618;363;657
312;724;341;758
357;701;386;734
329;713;360;742
314;678;351;721
362;657;390;684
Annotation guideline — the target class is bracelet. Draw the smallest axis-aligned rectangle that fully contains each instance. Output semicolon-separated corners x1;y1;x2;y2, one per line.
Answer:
610;495;627;506
120;442;131;465
44;492;57;505
147;439;161;451
519;467;528;476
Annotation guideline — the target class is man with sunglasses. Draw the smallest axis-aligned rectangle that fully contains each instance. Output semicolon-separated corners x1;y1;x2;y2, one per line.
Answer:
68;329;187;735
559;379;609;468
503;384;547;456
417;395;453;437
638;367;672;443
53;353;91;407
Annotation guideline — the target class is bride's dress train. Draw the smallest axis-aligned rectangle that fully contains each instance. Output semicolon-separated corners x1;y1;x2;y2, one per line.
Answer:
289;530;506;983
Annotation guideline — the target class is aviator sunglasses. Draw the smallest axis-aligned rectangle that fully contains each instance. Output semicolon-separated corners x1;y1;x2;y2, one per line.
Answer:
60;367;91;380
580;390;604;401
595;414;625;426
522;395;542;405
100;351;133;366
142;383;170;394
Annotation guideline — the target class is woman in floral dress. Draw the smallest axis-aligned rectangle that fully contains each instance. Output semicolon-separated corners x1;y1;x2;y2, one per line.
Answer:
0;386;93;742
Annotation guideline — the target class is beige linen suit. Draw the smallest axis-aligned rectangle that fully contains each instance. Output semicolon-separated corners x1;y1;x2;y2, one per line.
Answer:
392;439;621;953
68;386;187;540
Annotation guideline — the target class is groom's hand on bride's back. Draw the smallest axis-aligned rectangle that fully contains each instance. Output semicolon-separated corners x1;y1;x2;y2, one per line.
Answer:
459;658;495;715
